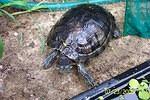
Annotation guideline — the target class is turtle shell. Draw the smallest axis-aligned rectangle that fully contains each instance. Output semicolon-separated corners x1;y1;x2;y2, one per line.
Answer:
47;4;117;61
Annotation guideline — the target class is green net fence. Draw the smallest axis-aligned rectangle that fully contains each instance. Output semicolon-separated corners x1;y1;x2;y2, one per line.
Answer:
124;0;150;38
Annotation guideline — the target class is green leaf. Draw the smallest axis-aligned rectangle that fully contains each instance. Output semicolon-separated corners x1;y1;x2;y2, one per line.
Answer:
98;96;104;100
39;36;46;54
17;32;24;46
63;0;68;2
11;1;48;16
0;0;27;9
14;0;27;1
139;82;149;91
138;91;150;100
129;79;140;89
0;11;3;16
0;9;16;21
0;37;4;58
142;80;150;84
28;1;48;12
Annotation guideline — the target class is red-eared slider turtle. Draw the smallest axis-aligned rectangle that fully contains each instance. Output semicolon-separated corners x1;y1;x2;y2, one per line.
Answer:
43;4;121;86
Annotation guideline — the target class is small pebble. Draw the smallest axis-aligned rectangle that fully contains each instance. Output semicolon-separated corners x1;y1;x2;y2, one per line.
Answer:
14;32;18;36
29;41;35;48
0;65;3;70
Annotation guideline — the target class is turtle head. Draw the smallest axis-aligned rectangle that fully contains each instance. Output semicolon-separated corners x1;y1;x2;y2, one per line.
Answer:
57;54;74;72
112;25;122;39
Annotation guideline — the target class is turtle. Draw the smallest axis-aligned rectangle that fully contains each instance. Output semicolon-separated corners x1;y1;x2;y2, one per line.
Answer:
43;4;121;86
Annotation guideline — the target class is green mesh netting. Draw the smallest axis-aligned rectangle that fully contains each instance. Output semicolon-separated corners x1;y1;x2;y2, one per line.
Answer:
124;0;150;38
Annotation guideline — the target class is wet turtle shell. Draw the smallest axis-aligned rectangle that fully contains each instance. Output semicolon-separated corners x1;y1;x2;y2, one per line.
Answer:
47;4;120;62
47;4;119;60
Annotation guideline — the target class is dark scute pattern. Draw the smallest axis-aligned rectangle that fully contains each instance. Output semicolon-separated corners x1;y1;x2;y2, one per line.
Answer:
47;4;116;57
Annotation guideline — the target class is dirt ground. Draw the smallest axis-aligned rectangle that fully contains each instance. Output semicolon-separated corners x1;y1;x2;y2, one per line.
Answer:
0;2;150;100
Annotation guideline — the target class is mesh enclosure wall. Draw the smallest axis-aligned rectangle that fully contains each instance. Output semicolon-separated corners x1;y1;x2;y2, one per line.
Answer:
124;0;150;38
0;0;124;11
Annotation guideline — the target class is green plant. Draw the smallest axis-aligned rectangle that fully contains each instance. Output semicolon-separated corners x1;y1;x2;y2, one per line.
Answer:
39;36;46;54
17;32;24;46
0;0;27;21
98;96;104;100
0;36;4;58
0;0;48;21
11;1;49;16
129;79;150;100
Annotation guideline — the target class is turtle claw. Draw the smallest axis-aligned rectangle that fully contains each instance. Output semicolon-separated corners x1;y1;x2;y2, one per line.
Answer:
78;63;96;87
43;50;58;69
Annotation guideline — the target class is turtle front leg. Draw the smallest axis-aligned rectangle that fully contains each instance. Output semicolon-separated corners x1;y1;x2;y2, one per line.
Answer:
77;63;96;87
43;49;59;69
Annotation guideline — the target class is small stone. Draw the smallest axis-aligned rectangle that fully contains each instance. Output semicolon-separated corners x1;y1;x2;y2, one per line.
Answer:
29;41;35;48
35;98;39;100
14;32;18;36
52;14;56;18
0;65;3;70
30;94;34;97
23;87;29;93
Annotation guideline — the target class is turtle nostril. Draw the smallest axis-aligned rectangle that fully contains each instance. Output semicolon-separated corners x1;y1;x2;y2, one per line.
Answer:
58;65;72;73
